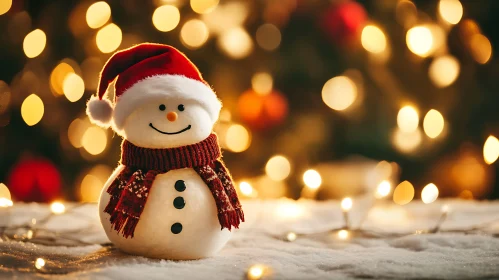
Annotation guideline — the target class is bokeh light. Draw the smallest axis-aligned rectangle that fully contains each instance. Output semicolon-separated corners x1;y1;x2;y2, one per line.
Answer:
341;197;353;211
217;27;253;59
35;258;45;270
361;25;387;54
337;229;349;240
0;0;12;15
392;128;422;153
225;124;251;153
21;94;44;126
50;201;66;214
256;23;281;51
81;126;107;155
483;135;499;164
86;1;111;29
23;29;46;58
303;169;322;189
322;76;357;111
152;5;180;32
406;26;433;57
180;19;209;49
79;165;111;202
96;23;122;53
50;62;75;96
190;0;219;14
68;118;88;148
470;34;492;64
247;264;265;280
0;183;11;201
439;0;463;25
265;155;291;181
63;73;85;102
423;109;445;139
421;183;439;204
397;105;419;133
429;55;460;88
252;72;273;95
393;180;415;205
239;181;257;198
375;180;391;198
286;232;297;242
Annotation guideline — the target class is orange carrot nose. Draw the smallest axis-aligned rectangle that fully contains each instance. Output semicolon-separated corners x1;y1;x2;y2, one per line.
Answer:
166;111;178;122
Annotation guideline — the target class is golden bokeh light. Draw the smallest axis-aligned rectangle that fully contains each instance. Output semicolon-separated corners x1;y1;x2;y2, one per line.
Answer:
81;126;107;155
219;108;232;122
406;26;433;57
337;229;349;240
0;197;13;207
21;94;44;126
397;105;419;133
80;174;102;202
375;180;392;198
180;19;209;49
322;76;357;111
483;135;499;165
239;181;257;198
247;264;265;280
190;0;219;14
439;0;463;25
63;73;85;102
0;183;11;201
265;155;291;181
470;34;492;64
421;183;439;204
96;23;122;53
23;29;47;58
275;202;304;219
50;201;66;214
256;23;281;51
361;25;387;54
423;109;445;139
393;180;415;205
0;0;12;15
68;118;88;148
286;232;297;242
341;197;353;211
152;5;180;32
50;62;75;96
252;72;273;95
217;27;253;59
225;124;251;153
392;128;422;153
35;258;45;270
429;55;460;88
303;169;322;189
86;1;111;29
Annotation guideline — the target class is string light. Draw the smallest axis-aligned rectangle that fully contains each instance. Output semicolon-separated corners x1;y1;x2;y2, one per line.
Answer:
406;26;433;57
62;73;85;102
50;202;66;214
341;197;353;212
337;229;349;240
286;232;297;242
483;135;499;164
397;105;419;133
322;76;357;111
421;183;439;204
0;0;12;15
23;29;47;58
35;258;45;270
361;25;387;54
180;19;209;49
429;55;460;88
217;27;253;59
393;181;415;205
265;155;291;181
375;180;392;198
225;124;251;153
81;126;107;155
439;0;463;25
303;169;322;189
423;109;445;139
152;5;180;32
21;94;44;126
86;1;111;29
256;23;281;51
470;34;492;64
190;0;219;14
96;23;122;53
247;265;265;280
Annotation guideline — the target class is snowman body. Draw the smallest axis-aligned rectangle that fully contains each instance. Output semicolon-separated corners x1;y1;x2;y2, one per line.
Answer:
99;165;232;260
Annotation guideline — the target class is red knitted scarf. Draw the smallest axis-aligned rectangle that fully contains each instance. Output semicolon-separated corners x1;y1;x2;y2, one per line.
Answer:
104;134;244;238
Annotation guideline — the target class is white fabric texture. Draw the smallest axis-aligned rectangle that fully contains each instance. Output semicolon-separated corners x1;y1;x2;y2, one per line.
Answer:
1;199;499;279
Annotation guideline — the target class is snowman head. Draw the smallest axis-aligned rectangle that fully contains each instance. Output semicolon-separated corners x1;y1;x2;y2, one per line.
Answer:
86;44;221;148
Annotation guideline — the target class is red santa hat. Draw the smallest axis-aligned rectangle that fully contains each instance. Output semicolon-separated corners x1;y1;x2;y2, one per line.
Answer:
86;43;221;130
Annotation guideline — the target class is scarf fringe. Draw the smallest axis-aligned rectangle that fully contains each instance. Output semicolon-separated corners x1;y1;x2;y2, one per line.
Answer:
109;210;139;238
218;207;245;231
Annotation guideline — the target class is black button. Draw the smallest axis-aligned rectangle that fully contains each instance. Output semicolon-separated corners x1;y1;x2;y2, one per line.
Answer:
171;223;182;234
173;197;185;209
175;180;186;192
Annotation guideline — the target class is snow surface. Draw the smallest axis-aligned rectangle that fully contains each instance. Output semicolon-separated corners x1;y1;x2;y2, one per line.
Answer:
1;199;499;279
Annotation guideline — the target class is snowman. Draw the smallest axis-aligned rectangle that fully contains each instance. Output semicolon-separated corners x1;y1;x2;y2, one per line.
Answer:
86;43;244;260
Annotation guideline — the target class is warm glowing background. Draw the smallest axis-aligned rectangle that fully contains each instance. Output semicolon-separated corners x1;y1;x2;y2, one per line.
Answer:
0;0;498;205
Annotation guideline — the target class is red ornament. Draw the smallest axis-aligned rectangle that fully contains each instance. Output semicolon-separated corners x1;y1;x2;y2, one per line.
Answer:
238;89;288;131
320;1;367;46
7;158;62;202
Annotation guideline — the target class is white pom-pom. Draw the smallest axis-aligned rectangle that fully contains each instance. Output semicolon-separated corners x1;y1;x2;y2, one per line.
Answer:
86;95;113;127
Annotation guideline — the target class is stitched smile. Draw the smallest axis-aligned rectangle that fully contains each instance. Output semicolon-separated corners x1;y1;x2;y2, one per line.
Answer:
149;123;192;135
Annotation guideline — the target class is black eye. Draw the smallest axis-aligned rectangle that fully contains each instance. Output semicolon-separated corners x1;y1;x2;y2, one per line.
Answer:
178;104;185;111
159;104;166;111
